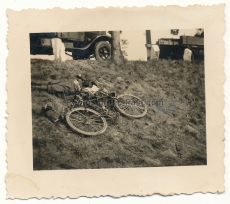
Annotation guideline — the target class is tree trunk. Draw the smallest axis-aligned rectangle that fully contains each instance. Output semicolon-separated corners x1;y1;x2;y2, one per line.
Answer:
110;31;124;64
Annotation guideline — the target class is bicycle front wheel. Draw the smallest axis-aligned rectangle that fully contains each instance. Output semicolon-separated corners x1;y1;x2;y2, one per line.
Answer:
66;107;107;136
115;94;147;118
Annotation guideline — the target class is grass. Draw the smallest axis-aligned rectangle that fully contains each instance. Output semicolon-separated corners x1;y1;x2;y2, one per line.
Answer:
31;58;206;170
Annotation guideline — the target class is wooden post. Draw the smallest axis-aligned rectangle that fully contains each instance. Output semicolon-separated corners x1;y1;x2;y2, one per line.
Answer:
52;38;58;60
146;30;152;61
52;38;68;61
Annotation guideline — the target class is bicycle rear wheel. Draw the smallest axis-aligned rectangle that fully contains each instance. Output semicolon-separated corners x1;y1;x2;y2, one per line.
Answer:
66;107;107;136
115;94;147;118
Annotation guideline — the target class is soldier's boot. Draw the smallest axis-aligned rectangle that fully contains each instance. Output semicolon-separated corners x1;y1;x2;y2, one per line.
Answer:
32;85;48;91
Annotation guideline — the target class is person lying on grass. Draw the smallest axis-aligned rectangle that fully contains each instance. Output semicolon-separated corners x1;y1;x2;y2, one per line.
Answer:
31;75;108;122
32;75;109;123
31;74;108;97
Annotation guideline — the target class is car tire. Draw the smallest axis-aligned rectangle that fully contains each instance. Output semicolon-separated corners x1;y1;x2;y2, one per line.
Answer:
94;41;111;61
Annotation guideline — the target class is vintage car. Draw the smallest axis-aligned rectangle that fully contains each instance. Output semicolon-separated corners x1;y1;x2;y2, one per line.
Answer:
30;31;111;61
156;36;204;60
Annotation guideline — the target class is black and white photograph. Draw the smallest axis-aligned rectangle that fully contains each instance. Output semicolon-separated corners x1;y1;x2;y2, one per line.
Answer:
30;29;206;170
6;4;227;199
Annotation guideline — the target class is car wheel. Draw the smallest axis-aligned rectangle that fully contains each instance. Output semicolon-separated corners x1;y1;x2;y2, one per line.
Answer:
94;41;111;61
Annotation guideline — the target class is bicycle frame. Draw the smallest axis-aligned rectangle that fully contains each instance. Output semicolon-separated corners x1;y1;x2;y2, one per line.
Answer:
65;91;119;119
64;91;147;135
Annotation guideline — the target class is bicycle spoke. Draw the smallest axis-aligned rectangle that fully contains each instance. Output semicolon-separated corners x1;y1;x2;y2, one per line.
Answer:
88;121;103;132
89;124;103;132
75;110;87;118
136;105;145;109
125;104;134;115
122;104;131;111
90;120;104;124
85;124;96;132
69;114;84;122
87;115;102;121
118;102;128;109
70;118;84;123
134;107;144;114
89;118;103;122
130;104;145;113
132;106;141;115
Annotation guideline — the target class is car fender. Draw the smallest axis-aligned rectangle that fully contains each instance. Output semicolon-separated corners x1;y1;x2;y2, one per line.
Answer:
71;35;111;51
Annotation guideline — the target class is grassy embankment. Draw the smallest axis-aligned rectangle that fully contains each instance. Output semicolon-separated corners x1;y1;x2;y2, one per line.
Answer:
31;58;206;170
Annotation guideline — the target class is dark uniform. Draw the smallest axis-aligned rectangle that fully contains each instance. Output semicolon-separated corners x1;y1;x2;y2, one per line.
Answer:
32;77;83;95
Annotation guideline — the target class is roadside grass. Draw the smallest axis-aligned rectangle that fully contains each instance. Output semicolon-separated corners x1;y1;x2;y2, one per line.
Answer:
31;58;206;170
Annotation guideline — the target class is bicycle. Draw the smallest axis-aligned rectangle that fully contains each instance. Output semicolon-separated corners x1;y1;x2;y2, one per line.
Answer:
48;90;148;136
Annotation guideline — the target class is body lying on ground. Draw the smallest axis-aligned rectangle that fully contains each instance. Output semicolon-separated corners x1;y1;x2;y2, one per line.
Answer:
31;74;108;97
32;75;109;122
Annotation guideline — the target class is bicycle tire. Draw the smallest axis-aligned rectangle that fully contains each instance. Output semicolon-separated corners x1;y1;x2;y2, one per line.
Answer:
66;107;107;136
115;94;147;118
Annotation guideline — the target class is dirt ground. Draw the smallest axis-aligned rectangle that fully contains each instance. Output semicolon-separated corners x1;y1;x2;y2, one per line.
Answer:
31;58;206;170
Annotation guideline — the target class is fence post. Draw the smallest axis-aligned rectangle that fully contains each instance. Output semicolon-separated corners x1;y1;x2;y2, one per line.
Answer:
52;38;68;61
52;38;58;61
146;30;152;61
